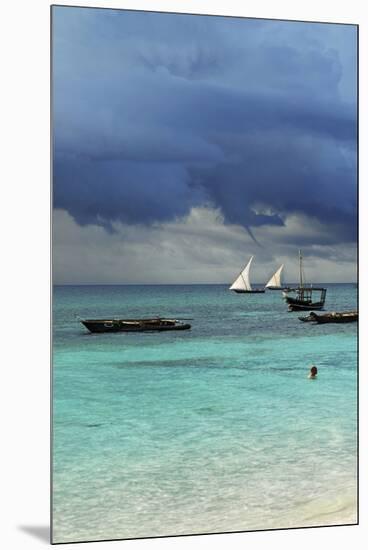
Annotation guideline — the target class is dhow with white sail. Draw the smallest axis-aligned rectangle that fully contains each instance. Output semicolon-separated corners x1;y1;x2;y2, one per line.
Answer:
265;264;285;290
229;256;265;294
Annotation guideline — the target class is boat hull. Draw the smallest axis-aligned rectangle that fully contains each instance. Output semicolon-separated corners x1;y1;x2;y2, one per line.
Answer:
299;311;358;324
287;301;325;311
315;316;357;324
81;319;191;333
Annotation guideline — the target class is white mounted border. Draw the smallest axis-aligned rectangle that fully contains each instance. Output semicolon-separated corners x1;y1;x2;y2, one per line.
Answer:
1;1;366;550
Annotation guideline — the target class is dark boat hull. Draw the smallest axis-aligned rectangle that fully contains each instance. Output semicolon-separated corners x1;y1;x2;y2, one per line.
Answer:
315;315;357;324
81;319;191;333
299;311;358;324
287;300;325;311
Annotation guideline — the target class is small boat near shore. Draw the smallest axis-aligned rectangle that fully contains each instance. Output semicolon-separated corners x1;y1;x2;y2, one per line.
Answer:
80;317;191;333
299;311;358;324
229;256;265;294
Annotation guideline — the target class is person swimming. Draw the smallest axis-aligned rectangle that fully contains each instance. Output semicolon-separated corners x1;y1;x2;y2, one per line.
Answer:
308;365;318;379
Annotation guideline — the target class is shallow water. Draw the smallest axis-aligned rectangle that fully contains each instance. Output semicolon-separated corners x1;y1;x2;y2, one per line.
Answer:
52;284;357;542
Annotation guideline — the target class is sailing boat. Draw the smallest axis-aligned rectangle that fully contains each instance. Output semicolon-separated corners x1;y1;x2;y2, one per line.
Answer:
283;250;326;311
229;256;265;294
265;264;284;290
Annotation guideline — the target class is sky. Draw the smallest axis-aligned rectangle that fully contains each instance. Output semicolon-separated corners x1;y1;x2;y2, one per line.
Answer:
52;6;357;284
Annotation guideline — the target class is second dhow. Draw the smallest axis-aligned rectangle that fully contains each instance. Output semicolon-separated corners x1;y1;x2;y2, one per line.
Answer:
265;264;285;290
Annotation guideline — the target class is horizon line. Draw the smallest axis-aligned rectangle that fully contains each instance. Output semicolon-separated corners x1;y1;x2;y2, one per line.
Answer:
53;281;357;286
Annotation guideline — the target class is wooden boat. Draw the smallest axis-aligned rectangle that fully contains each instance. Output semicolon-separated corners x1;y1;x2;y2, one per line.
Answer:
299;311;358;324
286;287;327;311
229;256;265;294
265;264;285;290
283;251;326;311
80;317;191;333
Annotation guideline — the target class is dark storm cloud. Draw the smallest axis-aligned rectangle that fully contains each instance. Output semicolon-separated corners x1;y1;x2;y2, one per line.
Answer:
53;157;207;230
52;7;357;242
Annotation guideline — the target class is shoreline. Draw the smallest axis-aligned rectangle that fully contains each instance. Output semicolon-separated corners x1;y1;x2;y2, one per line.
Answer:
53;492;357;543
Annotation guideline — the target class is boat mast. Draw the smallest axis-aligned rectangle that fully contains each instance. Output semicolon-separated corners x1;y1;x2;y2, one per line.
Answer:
299;249;303;288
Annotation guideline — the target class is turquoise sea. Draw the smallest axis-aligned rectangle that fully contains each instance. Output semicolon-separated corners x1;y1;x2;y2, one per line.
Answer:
52;284;358;543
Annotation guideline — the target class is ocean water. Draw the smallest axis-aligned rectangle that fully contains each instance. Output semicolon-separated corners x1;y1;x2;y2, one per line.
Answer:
52;284;358;543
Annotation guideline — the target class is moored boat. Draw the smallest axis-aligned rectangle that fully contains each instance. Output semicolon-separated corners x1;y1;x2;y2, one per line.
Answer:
286;287;327;311
299;311;358;324
283;251;326;311
80;317;191;333
229;256;265;294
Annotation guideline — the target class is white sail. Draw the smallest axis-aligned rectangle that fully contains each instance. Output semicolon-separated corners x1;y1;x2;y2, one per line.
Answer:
229;256;253;291
266;264;284;288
